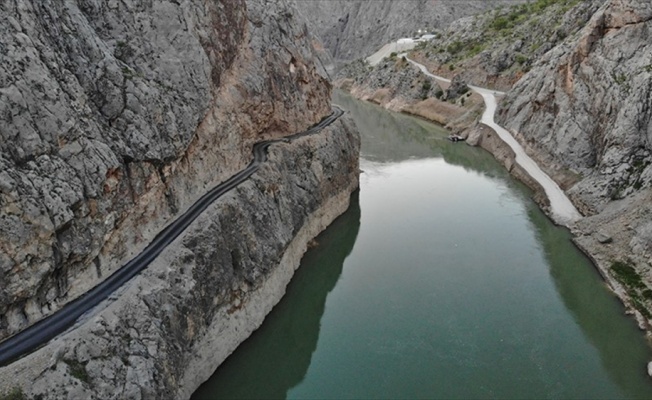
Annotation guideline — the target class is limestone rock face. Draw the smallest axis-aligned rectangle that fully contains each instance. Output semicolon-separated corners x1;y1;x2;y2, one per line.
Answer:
497;0;652;213
0;0;332;341
0;0;362;396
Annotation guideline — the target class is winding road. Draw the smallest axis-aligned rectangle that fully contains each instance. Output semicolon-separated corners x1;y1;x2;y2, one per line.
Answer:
405;57;581;226
0;106;344;367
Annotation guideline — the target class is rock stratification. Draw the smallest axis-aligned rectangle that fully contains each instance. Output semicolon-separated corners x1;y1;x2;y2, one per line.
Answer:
0;0;333;340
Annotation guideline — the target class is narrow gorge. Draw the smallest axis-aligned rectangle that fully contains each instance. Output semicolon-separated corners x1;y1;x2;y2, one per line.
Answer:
3;0;652;398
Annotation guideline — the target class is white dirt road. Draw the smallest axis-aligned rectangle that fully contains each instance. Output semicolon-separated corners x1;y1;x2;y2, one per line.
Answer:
405;57;582;226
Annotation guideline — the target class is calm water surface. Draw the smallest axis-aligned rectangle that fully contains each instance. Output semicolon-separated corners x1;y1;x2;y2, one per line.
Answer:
193;92;652;399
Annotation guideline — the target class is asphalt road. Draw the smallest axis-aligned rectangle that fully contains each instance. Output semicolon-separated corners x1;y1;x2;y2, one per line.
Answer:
0;106;344;367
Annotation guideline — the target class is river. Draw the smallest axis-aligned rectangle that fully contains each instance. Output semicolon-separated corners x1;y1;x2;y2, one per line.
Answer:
192;92;652;399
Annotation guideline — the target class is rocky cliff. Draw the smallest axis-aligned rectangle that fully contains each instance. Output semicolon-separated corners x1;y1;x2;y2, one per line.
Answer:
408;0;602;90
498;0;651;212
0;0;361;397
497;0;652;326
0;0;335;340
0;118;359;399
293;0;526;68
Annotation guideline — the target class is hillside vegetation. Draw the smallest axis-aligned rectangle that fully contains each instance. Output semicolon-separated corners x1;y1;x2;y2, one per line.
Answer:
410;0;602;89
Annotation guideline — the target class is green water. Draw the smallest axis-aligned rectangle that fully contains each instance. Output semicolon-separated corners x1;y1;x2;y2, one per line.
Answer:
193;92;652;399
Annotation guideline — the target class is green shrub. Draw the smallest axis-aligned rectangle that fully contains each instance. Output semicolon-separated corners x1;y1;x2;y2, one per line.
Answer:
0;388;26;400
515;54;528;65
446;41;465;55
491;16;509;30
613;73;628;85
611;261;646;290
642;289;652;301
64;359;90;383
469;43;486;56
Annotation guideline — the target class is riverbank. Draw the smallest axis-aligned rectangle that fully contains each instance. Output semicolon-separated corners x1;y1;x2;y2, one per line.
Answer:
335;57;580;226
194;92;652;398
0;118;360;399
335;53;652;339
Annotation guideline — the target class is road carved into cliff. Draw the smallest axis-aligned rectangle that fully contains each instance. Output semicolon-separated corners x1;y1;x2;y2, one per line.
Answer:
0;107;344;367
405;57;582;226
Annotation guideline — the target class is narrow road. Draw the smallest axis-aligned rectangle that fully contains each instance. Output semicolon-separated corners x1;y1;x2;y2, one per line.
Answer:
405;57;581;226
0;107;344;367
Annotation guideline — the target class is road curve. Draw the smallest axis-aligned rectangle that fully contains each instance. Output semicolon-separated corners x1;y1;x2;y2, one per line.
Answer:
0;107;345;367
405;57;581;226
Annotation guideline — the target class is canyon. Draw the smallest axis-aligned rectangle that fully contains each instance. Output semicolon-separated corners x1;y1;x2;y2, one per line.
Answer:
2;0;652;397
293;0;528;70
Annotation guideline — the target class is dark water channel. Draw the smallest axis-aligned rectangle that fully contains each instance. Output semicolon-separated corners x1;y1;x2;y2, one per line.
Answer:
193;92;652;399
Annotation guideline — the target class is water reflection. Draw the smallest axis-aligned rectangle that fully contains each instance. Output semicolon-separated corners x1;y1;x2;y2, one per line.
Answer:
194;92;652;399
192;192;361;399
334;90;519;186
527;205;652;399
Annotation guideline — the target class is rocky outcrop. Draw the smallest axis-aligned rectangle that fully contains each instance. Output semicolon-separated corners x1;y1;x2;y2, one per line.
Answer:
334;57;482;129
498;0;651;213
337;57;442;107
0;0;334;341
0;118;360;399
293;0;526;67
496;0;652;325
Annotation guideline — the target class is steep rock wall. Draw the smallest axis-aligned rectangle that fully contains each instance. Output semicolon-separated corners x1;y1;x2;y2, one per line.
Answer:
498;0;652;213
0;0;331;339
0;118;360;399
